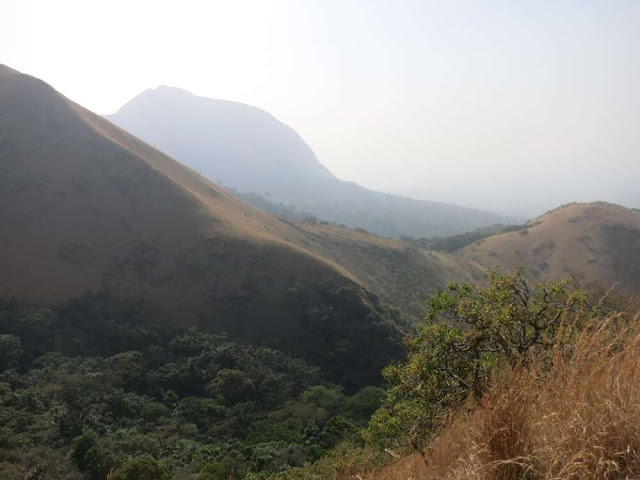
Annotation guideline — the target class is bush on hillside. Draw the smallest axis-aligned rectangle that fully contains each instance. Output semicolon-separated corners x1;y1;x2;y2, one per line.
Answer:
402;308;640;479
366;268;590;451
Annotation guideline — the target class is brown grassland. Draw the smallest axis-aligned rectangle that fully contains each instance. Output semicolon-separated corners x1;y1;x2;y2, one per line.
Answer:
463;202;640;293
0;63;480;328
371;305;640;480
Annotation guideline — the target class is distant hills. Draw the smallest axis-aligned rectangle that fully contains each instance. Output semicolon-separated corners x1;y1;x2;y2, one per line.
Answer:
105;86;514;238
463;202;640;292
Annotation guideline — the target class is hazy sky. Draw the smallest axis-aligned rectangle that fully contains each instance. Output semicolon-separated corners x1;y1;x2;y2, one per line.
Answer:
3;0;640;217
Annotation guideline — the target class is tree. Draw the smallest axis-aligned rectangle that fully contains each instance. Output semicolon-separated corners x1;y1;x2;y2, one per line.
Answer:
114;455;170;480
207;369;255;405
345;386;385;423
0;335;22;370
300;386;344;412
367;267;586;451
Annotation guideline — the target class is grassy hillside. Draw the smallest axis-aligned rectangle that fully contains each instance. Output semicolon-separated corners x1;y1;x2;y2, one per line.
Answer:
373;309;640;480
463;202;640;291
106;86;512;239
0;64;404;384
3;65;637;333
0;64;345;324
298;201;640;321
286;222;482;321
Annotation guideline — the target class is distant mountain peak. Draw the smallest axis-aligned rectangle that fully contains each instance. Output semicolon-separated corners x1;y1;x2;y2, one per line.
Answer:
107;87;513;238
106;85;337;191
0;63;20;75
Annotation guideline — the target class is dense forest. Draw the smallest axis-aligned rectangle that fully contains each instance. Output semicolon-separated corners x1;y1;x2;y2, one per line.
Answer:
3;269;635;479
0;295;387;479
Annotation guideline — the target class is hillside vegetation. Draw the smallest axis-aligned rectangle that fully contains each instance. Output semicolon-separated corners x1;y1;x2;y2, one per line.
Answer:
0;295;385;479
285;222;482;321
3;270;639;479
277;270;640;480
294;202;640;322
375;306;640;479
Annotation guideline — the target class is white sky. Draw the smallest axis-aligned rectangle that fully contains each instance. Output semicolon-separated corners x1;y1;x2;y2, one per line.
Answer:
3;0;640;216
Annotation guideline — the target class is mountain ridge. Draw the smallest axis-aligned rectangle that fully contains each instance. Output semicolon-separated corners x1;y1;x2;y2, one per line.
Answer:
0;64;411;386
105;86;514;238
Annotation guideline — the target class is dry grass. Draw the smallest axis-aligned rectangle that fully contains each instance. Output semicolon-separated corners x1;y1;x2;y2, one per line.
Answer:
0;63;482;328
372;453;429;480
377;311;640;480
463;202;640;293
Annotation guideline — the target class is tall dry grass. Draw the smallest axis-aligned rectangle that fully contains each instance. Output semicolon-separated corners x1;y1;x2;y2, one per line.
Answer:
375;311;640;480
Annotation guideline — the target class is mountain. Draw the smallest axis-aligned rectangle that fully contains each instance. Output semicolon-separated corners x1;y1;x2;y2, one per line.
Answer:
3;65;638;384
0;65;407;385
105;86;512;238
462;202;640;292
107;86;336;199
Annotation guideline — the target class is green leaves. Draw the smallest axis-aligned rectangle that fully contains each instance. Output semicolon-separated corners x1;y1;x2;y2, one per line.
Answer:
114;455;171;480
207;369;256;406
0;335;22;370
0;294;379;478
368;267;586;450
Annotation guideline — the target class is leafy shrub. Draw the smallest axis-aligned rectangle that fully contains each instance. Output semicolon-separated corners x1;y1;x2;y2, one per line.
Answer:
114;455;171;480
367;268;588;450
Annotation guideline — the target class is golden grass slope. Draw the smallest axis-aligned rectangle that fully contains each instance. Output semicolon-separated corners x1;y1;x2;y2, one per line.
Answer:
2;64;637;337
0;64;490;328
463;202;640;292
0;64;364;337
374;309;640;480
0;63;481;337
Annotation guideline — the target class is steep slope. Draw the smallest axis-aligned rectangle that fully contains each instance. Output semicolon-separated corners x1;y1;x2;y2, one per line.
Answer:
106;87;511;238
463;202;640;291
0;65;405;384
278;221;482;320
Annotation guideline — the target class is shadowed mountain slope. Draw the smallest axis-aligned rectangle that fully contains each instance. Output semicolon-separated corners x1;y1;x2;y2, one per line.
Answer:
0;65;344;318
0;65;410;385
106;86;511;238
463;202;640;291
